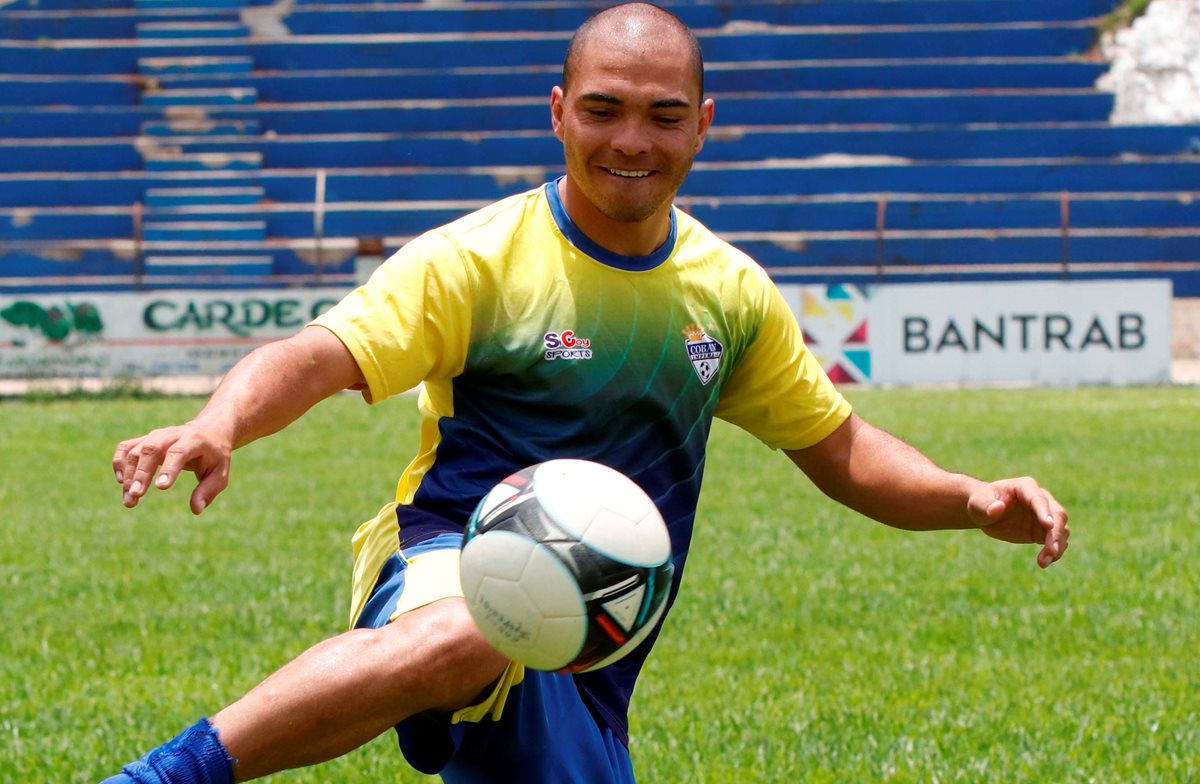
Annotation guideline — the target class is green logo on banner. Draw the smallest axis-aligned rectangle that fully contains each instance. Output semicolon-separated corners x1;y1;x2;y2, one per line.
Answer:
1;301;104;344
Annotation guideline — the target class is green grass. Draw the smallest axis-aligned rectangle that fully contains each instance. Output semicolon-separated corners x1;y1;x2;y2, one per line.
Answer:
1099;0;1154;37
1;387;1197;782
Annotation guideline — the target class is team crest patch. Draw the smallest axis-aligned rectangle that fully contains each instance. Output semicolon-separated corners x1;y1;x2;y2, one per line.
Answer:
683;324;722;385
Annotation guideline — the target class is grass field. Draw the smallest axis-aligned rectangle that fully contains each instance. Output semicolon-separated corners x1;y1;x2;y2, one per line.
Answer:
1;386;1197;782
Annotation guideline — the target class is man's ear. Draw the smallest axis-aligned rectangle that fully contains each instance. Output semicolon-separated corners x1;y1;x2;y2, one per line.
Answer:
551;86;566;142
694;97;715;154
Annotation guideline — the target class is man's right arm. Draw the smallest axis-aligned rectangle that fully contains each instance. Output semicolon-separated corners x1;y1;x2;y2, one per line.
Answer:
113;324;365;515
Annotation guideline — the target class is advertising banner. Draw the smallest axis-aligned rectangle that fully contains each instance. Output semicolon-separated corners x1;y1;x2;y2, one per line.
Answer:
784;280;1173;386
0;289;349;379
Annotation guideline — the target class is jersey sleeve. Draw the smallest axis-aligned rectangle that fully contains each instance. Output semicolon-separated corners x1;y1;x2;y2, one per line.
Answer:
310;230;473;404
715;271;852;450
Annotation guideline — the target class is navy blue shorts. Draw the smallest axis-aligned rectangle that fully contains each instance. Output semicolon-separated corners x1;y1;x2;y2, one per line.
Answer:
349;503;636;784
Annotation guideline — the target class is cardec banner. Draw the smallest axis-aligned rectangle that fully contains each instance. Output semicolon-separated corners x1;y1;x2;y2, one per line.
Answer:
0;289;348;379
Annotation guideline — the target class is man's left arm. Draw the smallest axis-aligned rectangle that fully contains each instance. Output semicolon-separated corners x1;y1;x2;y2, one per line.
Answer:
785;413;1070;569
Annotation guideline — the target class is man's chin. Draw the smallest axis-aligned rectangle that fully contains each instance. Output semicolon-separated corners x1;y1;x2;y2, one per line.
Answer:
599;206;662;224
593;192;670;224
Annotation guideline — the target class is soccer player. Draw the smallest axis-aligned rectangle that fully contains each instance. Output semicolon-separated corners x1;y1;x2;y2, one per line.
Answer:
103;3;1070;783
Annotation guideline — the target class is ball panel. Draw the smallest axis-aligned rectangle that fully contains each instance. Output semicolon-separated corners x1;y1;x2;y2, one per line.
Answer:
529;460;613;538
532;616;588;671
581;507;671;567
579;583;670;673
474;574;541;651
474;480;523;524
461;528;535;583
461;530;587;669
567;558;674;673
533;459;669;567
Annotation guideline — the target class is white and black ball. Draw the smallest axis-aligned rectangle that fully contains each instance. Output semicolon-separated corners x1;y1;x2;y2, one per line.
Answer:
460;459;674;673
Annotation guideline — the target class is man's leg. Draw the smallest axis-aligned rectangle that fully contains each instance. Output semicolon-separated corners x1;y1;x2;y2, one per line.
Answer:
218;597;506;780
106;597;507;783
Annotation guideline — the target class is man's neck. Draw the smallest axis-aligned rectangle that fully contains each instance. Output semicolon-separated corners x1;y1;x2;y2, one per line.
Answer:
557;178;671;258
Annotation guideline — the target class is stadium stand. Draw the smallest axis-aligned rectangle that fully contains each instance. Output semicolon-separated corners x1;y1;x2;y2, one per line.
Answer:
1;0;1199;293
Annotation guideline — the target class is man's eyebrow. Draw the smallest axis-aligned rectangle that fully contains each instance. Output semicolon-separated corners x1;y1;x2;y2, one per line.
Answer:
579;92;622;105
576;93;692;110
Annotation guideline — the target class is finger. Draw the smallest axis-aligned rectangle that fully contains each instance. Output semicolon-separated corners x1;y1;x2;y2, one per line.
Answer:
967;486;1007;526
190;465;230;516
154;441;200;492
1044;494;1070;560
123;441;167;508
1004;476;1052;522
121;442;146;494
112;439;137;483
1037;534;1068;568
1036;494;1070;567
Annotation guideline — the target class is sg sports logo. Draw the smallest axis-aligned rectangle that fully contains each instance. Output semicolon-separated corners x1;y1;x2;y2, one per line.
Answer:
543;330;593;360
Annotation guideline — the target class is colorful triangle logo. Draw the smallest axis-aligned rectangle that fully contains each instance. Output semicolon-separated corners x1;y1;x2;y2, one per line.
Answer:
825;363;856;384
802;291;828;318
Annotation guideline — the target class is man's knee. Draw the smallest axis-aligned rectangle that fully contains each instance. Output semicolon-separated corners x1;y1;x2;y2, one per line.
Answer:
377;597;509;714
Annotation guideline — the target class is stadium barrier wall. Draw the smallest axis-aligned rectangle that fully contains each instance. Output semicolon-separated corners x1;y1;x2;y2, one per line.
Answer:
0;281;1171;386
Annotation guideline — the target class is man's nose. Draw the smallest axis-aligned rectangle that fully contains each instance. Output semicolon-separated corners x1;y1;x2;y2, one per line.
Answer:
609;118;652;157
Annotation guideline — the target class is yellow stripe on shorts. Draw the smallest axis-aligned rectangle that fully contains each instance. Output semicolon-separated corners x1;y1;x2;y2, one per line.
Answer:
346;501;524;723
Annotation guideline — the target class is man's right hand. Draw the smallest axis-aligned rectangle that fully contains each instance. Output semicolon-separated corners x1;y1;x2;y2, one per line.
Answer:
109;325;365;517
113;423;233;515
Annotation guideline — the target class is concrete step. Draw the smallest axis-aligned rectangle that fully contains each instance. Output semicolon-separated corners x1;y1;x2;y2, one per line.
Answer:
136;21;250;39
142;219;267;241
143;255;274;276
141;119;261;136
11;194;1200;242
0;4;1113;38
138;123;1200;169
0;23;1102;76
1;11;238;40
156;60;1110;102
0;76;138;107
144;186;265;206
6;158;1200;208
138;56;254;76
142;87;258;107
142;151;263;171
732;229;1200;267
0;239;356;285
136;0;248;10
261;122;1200;173
282;0;1117;30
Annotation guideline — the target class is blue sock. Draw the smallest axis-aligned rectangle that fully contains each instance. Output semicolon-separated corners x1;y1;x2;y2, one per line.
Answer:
102;717;236;784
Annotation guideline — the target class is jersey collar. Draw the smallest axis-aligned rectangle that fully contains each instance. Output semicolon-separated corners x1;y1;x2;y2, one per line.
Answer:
545;179;676;272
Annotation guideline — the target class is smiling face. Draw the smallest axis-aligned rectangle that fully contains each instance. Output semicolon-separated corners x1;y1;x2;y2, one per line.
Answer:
551;8;713;255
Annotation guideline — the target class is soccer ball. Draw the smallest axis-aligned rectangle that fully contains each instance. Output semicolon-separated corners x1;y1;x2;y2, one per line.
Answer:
460;459;674;673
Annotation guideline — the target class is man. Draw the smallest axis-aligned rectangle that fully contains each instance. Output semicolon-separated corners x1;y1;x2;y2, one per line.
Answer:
104;4;1069;783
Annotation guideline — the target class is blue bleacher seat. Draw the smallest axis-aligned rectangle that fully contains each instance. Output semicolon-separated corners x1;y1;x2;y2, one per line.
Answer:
2;0;1199;295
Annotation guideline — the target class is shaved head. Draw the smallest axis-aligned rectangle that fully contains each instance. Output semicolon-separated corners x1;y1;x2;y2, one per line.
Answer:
562;2;704;99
